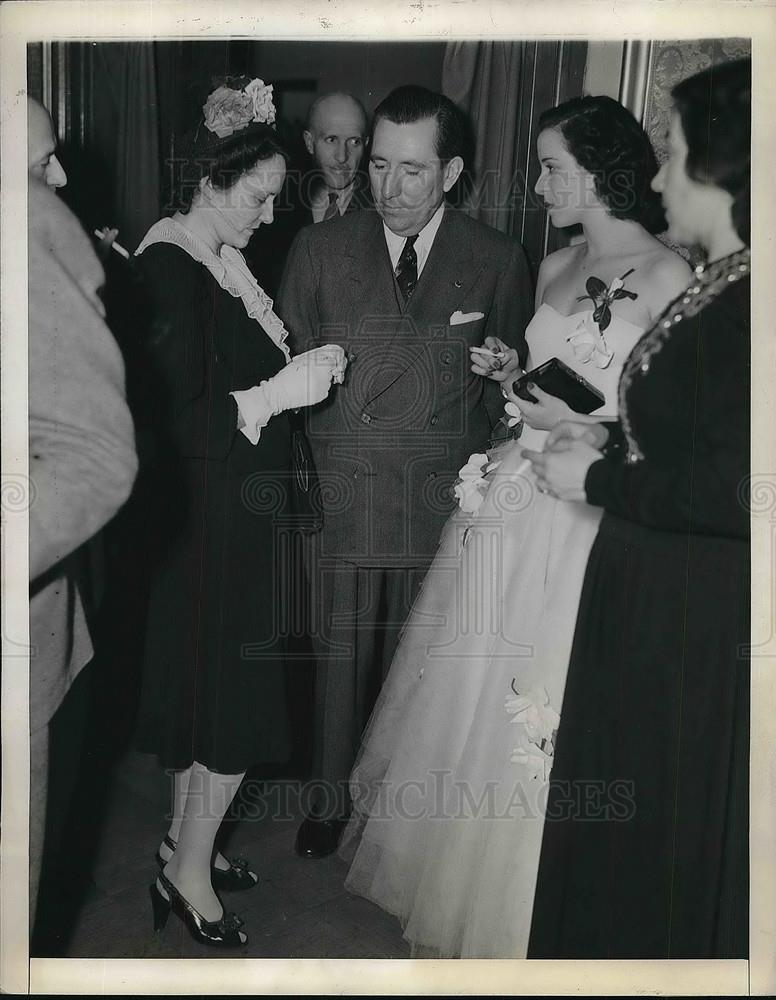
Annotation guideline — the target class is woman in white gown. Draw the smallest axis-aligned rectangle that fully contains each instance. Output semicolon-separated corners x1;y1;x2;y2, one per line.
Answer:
340;96;692;958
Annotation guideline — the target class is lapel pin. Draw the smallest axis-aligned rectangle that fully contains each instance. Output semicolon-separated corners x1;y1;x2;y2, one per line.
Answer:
454;279;463;288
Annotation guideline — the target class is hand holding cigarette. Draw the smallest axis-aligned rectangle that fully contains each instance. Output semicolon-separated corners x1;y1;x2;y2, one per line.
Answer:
94;227;130;260
470;338;521;382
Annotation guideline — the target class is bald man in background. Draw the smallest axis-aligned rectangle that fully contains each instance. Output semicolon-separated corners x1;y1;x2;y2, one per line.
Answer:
27;96;68;189
303;91;370;222
246;91;370;297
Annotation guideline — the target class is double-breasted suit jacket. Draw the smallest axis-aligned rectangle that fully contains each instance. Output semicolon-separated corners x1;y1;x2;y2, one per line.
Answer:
277;204;534;567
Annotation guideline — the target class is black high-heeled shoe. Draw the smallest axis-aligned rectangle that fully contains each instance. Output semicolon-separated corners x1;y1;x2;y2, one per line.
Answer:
155;834;259;892
149;872;248;948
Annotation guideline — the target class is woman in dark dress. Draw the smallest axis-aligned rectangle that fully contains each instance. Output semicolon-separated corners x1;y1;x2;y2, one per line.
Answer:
133;78;345;948
524;58;751;958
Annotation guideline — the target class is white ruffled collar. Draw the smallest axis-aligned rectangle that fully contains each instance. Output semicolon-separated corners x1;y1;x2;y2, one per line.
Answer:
135;217;291;362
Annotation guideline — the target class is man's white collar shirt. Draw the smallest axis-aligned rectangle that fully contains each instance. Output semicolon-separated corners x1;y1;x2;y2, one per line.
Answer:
383;202;445;279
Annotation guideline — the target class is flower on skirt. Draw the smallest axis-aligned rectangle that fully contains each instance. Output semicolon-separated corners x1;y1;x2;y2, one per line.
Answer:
506;683;560;780
452;452;501;515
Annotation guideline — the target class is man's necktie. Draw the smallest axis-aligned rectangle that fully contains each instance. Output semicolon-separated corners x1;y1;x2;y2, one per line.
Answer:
322;191;339;221
395;235;418;303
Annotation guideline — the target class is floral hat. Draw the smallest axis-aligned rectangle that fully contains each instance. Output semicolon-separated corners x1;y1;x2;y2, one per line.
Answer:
203;75;276;138
187;75;277;155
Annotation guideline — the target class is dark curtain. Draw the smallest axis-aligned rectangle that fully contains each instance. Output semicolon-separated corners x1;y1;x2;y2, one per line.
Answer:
35;43;161;254
94;44;160;252
442;40;587;276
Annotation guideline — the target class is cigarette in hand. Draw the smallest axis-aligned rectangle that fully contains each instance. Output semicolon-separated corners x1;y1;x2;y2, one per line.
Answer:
470;346;506;358
94;228;131;259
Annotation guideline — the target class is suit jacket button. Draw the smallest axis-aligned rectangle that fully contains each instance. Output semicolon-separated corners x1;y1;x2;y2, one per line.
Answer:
360;412;372;425
427;472;437;480
430;415;438;426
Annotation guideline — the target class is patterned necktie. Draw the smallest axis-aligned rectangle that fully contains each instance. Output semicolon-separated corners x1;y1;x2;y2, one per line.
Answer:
395;235;418;303
322;191;339;221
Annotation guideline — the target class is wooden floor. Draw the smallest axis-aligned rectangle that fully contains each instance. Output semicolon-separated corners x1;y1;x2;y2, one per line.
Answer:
33;748;411;960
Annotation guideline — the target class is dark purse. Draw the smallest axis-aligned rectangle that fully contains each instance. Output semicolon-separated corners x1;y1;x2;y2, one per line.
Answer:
512;357;605;415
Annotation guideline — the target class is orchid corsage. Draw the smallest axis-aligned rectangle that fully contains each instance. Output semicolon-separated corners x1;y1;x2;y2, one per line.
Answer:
567;268;638;369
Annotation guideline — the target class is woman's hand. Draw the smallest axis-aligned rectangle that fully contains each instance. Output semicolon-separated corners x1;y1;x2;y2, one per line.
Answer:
521;438;603;502
268;344;347;411
503;380;577;431
545;420;610;451
470;336;521;383
232;345;347;444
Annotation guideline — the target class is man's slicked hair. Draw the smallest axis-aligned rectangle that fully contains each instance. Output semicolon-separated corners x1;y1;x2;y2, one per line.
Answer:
373;85;464;164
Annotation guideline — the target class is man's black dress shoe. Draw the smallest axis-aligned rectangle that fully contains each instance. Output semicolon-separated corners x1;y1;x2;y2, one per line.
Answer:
294;816;347;859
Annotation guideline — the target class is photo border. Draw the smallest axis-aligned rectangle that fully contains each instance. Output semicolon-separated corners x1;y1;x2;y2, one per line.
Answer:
2;0;773;994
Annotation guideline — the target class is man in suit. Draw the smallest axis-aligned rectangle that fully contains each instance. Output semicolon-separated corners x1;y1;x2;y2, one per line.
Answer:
277;85;533;857
27;100;137;927
247;91;370;296
301;91;370;222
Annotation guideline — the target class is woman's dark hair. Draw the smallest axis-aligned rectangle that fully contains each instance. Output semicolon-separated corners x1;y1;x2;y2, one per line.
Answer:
174;122;289;213
538;95;666;234
672;57;750;244
373;85;464;163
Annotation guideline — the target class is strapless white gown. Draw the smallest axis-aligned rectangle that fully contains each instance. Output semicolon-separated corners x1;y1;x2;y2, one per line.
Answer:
340;305;645;958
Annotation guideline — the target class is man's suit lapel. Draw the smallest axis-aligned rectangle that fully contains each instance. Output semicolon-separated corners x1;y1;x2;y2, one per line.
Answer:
338;210;402;316
364;209;488;400
408;209;486;326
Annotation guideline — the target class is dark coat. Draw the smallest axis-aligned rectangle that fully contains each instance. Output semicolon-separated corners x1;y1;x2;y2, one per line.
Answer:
277;205;534;566
133;241;293;772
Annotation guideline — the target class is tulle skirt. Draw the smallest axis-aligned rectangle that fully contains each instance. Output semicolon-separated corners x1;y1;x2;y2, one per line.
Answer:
339;434;603;957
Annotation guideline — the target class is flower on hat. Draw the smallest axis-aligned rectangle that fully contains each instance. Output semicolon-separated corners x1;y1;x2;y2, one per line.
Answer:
202;78;276;139
244;78;276;125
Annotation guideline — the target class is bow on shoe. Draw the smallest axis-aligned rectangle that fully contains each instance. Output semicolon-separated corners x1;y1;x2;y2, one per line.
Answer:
220;912;244;933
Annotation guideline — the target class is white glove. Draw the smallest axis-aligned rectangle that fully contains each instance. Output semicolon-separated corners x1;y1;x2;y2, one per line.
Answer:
264;345;346;412
231;344;347;445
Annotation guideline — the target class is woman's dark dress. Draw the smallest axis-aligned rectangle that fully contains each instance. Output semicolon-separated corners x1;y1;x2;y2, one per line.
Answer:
134;240;293;774
528;257;750;959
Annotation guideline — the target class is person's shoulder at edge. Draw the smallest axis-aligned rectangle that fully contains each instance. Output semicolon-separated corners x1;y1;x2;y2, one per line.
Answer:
29;179;107;318
29;179;102;271
536;242;578;279
639;241;694;315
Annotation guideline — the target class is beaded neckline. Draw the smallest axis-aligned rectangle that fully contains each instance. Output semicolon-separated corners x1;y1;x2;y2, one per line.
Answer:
618;247;750;464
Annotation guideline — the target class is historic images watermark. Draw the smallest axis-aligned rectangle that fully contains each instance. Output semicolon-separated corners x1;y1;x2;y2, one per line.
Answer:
164;772;637;825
